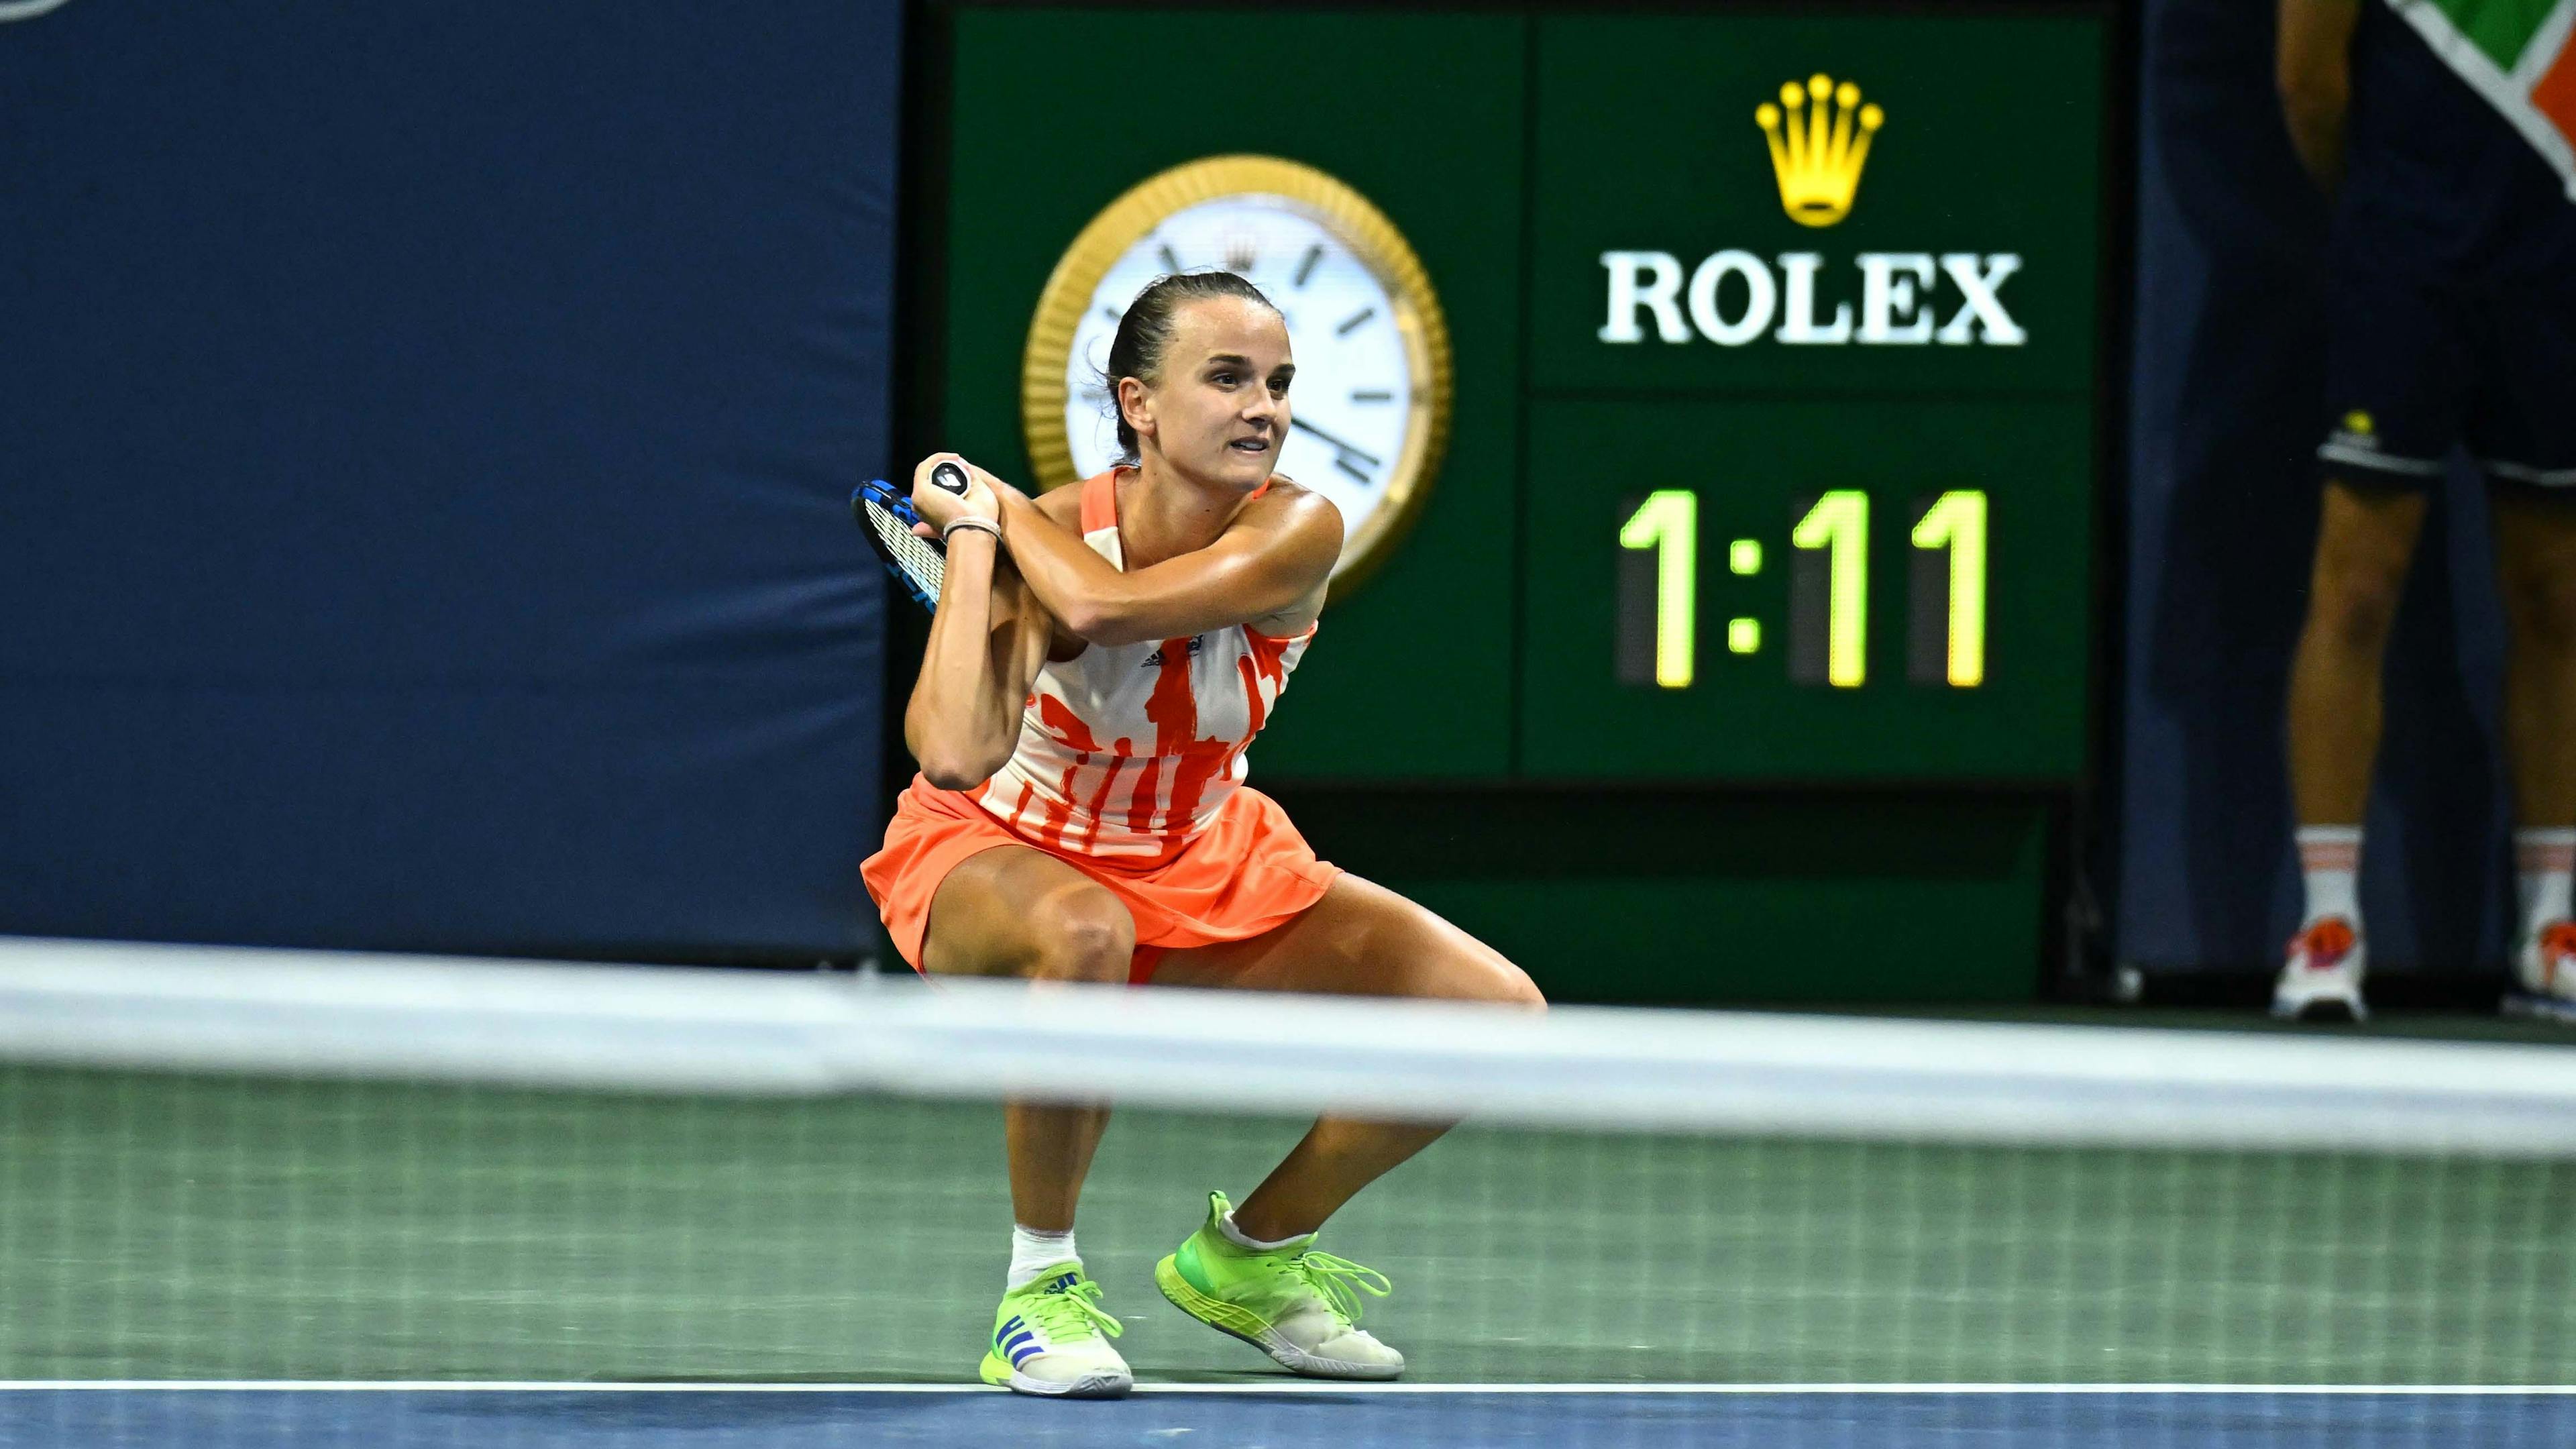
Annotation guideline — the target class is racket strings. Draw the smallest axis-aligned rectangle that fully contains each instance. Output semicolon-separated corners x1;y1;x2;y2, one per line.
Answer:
863;499;946;600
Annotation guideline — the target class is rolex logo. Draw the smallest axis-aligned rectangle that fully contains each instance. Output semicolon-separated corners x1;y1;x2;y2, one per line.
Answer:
1597;68;2025;352
1756;74;1883;228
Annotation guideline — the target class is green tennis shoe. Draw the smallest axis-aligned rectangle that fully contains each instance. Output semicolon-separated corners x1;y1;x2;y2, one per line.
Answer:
1153;1191;1404;1380
979;1263;1132;1398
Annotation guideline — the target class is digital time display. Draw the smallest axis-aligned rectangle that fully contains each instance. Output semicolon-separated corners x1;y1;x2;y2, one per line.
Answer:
1617;488;1990;692
1515;396;2089;784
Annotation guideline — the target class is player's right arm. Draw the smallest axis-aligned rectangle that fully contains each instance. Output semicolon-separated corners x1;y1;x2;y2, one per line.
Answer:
902;480;1054;792
2277;0;2359;192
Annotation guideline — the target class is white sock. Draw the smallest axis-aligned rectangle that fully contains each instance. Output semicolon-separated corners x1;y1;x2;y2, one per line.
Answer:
1218;1209;1306;1252
2514;828;2575;943
2296;824;2363;933
1007;1224;1077;1291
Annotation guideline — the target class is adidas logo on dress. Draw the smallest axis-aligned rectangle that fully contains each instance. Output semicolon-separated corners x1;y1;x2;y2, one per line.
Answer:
1140;636;1205;668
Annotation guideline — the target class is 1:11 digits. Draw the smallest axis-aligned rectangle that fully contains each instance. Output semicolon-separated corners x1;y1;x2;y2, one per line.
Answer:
1616;488;1989;690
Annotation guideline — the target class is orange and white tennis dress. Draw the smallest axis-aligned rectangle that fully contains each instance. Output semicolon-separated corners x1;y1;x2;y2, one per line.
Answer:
862;468;1339;983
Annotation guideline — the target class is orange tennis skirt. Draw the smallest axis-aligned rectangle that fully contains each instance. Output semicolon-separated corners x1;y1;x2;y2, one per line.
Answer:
861;775;1340;983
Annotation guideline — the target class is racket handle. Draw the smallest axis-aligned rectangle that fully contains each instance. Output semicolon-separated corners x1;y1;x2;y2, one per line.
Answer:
930;461;971;496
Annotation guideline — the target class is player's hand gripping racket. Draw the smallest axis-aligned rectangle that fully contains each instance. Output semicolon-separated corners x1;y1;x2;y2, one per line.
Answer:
851;460;973;613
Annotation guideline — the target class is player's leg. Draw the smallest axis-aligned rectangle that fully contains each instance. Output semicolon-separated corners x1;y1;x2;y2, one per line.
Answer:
1157;873;1543;1235
923;845;1135;1231
1145;876;1543;1378
2490;487;2576;1004
918;845;1138;1395
2277;480;2427;1018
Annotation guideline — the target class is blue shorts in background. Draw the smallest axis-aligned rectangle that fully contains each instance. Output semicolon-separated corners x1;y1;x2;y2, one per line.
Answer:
2316;1;2576;492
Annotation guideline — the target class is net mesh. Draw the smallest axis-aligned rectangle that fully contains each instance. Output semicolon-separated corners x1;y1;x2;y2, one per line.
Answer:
3;937;2574;1388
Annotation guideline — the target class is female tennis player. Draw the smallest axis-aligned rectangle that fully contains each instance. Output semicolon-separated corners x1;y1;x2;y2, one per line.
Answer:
861;270;1544;1397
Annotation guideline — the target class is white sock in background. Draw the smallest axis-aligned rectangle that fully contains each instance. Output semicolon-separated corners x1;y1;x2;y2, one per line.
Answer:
1008;1224;1077;1291
2296;824;2363;934
2514;828;2575;943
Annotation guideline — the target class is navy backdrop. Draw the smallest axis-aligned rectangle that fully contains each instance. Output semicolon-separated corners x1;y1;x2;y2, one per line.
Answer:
2118;0;2514;978
0;1;896;959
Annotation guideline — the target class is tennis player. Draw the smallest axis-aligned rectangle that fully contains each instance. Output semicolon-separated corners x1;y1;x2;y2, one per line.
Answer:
861;270;1544;1397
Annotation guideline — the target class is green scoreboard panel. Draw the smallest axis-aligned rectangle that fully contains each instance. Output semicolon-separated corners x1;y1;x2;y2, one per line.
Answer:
935;5;2106;789
928;5;2106;1002
1524;15;2102;783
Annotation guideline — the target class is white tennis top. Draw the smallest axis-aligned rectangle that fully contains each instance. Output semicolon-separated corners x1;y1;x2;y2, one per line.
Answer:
971;468;1316;865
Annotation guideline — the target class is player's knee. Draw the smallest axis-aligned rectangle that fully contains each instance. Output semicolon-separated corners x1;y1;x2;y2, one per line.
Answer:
2308;557;2408;654
1494;963;1548;1012
1455;953;1547;1011
1024;890;1134;984
2504;567;2576;656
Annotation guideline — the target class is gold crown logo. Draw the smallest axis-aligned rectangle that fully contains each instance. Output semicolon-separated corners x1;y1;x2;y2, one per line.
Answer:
1755;74;1883;227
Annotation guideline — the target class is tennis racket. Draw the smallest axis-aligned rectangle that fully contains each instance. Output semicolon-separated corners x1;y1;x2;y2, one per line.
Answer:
851;460;973;612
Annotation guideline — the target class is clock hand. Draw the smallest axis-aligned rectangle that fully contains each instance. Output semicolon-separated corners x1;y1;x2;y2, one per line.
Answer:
1289;417;1382;468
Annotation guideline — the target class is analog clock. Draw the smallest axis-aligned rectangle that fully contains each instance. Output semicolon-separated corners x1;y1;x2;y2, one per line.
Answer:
1021;155;1452;592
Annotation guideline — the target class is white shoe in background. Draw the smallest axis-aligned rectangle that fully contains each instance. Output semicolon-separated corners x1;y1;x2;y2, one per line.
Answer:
2504;922;2576;1025
2271;917;2367;1022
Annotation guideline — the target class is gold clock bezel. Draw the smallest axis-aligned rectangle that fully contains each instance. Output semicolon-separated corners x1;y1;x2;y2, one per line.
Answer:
1020;154;1452;597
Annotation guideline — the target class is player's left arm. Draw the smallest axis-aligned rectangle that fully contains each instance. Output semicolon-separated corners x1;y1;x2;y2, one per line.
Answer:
982;472;1341;647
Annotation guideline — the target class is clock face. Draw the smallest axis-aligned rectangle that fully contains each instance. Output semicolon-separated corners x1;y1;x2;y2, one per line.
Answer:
1024;156;1452;593
1061;196;1415;564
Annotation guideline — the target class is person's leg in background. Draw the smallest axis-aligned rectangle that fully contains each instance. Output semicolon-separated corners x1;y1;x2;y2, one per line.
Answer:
2277;477;2428;1019
2276;166;2467;1020
2489;484;2576;1000
2481;193;2576;1010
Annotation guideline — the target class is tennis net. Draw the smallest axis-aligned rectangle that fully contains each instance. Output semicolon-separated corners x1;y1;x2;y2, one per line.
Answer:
2;935;2573;1389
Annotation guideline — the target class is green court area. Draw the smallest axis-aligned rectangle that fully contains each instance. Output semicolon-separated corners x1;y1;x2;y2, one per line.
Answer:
5;1032;2572;1388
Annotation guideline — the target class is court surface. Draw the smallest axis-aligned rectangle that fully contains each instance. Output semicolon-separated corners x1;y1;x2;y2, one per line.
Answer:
11;1038;2574;1385
5;1384;2575;1449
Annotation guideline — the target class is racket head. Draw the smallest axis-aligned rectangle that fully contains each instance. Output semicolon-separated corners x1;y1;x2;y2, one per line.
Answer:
851;480;945;612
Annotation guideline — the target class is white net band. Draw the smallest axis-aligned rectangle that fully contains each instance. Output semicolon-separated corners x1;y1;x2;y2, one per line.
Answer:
5;936;2574;1157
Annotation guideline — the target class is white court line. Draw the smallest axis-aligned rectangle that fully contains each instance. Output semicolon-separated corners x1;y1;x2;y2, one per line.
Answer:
3;1382;2573;1396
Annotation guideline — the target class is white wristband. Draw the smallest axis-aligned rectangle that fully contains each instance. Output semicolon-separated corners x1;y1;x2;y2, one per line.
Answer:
941;516;1002;544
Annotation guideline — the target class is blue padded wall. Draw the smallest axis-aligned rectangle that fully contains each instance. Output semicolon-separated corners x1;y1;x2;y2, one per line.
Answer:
0;1;898;959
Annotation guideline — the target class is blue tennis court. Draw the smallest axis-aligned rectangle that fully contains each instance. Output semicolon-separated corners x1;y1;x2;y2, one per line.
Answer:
7;1385;2574;1449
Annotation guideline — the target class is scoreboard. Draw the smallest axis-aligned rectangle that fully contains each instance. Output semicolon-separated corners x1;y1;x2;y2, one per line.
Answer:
934;4;2105;788
1527;15;2100;783
922;3;2106;1002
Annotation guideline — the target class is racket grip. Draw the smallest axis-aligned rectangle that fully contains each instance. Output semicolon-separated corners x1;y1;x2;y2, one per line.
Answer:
930;461;971;495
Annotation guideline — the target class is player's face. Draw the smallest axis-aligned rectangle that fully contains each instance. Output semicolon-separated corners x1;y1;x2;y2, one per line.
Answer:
1140;297;1293;492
